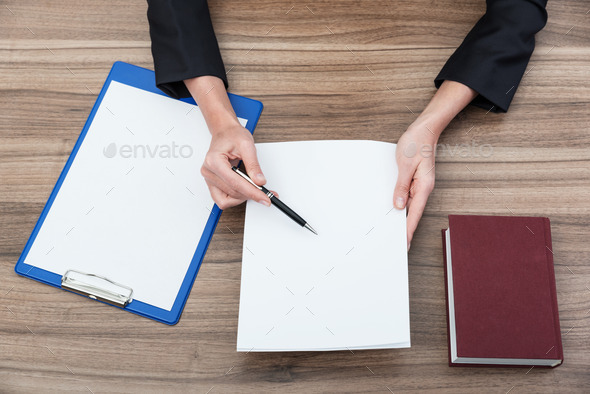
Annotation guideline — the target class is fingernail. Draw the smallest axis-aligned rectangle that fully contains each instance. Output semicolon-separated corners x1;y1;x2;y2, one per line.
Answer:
256;173;266;183
395;197;405;209
407;242;411;251
259;199;270;207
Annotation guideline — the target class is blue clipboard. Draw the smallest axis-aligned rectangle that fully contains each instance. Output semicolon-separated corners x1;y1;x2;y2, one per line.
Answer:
14;61;263;325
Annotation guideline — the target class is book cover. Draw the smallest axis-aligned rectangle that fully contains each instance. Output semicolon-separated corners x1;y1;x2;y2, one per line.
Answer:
443;215;563;367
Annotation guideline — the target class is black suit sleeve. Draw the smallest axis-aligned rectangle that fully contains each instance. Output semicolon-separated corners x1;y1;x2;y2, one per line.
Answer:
435;0;548;112
146;0;227;99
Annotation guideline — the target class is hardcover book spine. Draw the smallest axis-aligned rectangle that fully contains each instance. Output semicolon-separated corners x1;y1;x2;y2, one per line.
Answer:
543;217;564;365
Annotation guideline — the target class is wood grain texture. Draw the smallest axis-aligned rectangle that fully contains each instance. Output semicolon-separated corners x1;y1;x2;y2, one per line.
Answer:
1;0;589;392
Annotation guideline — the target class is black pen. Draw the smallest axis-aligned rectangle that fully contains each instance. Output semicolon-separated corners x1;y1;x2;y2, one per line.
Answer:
231;166;318;235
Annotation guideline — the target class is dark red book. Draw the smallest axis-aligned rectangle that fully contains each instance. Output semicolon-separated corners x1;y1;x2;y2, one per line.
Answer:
442;215;563;367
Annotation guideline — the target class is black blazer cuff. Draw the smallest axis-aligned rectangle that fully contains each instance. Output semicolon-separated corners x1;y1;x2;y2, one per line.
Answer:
155;69;229;100
434;74;508;114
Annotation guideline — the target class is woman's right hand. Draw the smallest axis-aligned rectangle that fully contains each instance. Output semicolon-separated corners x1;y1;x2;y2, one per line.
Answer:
201;122;271;209
184;75;271;210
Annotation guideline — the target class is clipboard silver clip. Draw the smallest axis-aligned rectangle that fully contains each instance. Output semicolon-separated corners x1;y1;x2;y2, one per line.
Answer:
61;269;133;307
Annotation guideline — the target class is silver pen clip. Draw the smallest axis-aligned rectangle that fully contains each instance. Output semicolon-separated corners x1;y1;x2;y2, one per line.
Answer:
232;166;262;190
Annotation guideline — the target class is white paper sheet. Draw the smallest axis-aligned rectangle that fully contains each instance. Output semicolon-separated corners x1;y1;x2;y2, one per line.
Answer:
237;140;410;351
25;81;247;311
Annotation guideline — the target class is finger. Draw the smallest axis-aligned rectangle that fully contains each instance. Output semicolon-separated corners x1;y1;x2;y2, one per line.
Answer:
240;142;266;186
406;195;413;215
394;161;416;210
406;187;430;249
405;182;416;213
202;167;249;201
211;157;270;205
208;184;245;210
202;158;260;202
405;194;413;251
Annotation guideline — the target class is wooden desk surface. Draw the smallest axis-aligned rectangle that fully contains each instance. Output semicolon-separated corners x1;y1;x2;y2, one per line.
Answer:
1;1;589;392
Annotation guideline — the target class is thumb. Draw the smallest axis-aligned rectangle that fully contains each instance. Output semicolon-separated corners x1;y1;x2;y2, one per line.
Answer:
241;143;266;186
394;162;415;209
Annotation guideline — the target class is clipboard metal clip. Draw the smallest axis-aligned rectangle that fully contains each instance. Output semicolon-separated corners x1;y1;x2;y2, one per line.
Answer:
61;270;133;307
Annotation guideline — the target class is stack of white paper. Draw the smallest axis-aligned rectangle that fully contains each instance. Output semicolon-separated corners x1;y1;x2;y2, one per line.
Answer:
237;140;410;351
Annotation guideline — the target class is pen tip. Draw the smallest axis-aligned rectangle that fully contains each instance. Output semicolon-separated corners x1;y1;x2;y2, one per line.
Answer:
304;223;318;235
